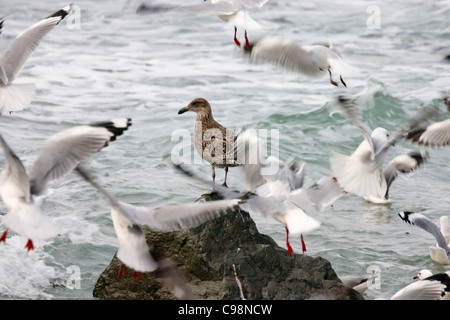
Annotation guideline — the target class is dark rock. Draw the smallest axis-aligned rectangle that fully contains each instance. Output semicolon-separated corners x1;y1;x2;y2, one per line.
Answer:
93;193;364;300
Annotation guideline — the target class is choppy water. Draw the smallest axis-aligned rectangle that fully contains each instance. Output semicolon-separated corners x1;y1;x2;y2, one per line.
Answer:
0;0;449;300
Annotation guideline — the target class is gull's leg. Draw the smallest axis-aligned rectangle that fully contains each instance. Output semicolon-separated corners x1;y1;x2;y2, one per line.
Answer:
25;239;34;252
244;30;250;48
118;263;127;278
285;227;293;256
0;228;8;243
340;75;347;87
233;26;241;47
133;271;142;281
203;165;217;195
222;167;229;187
300;234;307;254
328;69;338;86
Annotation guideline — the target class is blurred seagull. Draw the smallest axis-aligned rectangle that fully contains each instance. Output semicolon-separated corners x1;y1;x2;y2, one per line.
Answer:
387;270;450;300
398;211;450;265
0;5;71;116
182;0;268;48
244;36;356;87
339;274;376;294
330;96;441;200
74;165;241;282
235;130;344;255
0;118;132;251
178;98;241;192
406;97;450;147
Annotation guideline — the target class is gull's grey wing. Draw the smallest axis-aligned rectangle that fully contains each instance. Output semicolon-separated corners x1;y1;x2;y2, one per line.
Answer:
375;104;442;157
383;151;427;200
288;176;344;213
406;119;450;147
29;118;131;196
0;5;71;84
336;96;375;154
75;166;157;272
399;211;450;255
0;134;31;208
133;198;241;232
249;37;327;77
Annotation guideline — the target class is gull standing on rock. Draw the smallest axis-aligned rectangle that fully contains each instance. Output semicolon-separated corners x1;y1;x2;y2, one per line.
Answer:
178;97;241;191
0;118;132;251
244;36;355;86
330;96;441;200
74;166;242;285
0;5;71;116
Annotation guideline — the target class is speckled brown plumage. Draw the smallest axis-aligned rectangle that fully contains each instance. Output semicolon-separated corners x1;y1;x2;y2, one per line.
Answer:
178;98;240;188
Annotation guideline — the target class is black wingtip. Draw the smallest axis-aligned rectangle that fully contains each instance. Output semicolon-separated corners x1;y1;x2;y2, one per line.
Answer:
0;17;4;35
46;4;72;22
398;211;414;225
90;118;132;142
407;150;428;167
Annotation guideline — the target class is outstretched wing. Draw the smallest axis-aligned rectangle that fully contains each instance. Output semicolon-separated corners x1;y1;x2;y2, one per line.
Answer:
398;211;450;254
0;134;31;209
28;118;131;196
0;5;71;83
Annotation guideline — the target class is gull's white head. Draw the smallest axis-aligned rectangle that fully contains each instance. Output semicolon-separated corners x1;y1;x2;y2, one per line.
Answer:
371;127;390;148
413;269;433;280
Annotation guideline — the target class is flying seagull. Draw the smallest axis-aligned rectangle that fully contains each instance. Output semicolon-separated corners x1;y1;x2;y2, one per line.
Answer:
180;0;268;48
0;118;132;251
244;36;355;87
74;165;242;281
0;5;71;116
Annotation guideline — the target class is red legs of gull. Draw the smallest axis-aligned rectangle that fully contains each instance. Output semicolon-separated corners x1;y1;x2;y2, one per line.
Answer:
133;271;142;281
25;239;34;252
233;27;250;49
340;75;347;87
233;26;241;47
286;228;307;256
118;263;127;278
118;262;142;281
300;234;306;255
285;227;293;256
0;228;8;243
1;229;34;252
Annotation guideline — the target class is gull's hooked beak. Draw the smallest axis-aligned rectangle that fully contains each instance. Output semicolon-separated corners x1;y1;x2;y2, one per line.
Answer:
178;107;188;114
413;275;419;279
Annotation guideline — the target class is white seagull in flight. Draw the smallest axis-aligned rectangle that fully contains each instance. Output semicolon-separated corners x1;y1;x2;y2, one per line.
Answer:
0;5;71;116
0;118;132;251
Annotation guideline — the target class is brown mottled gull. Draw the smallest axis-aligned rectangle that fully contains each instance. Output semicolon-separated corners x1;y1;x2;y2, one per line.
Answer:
178;97;241;190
